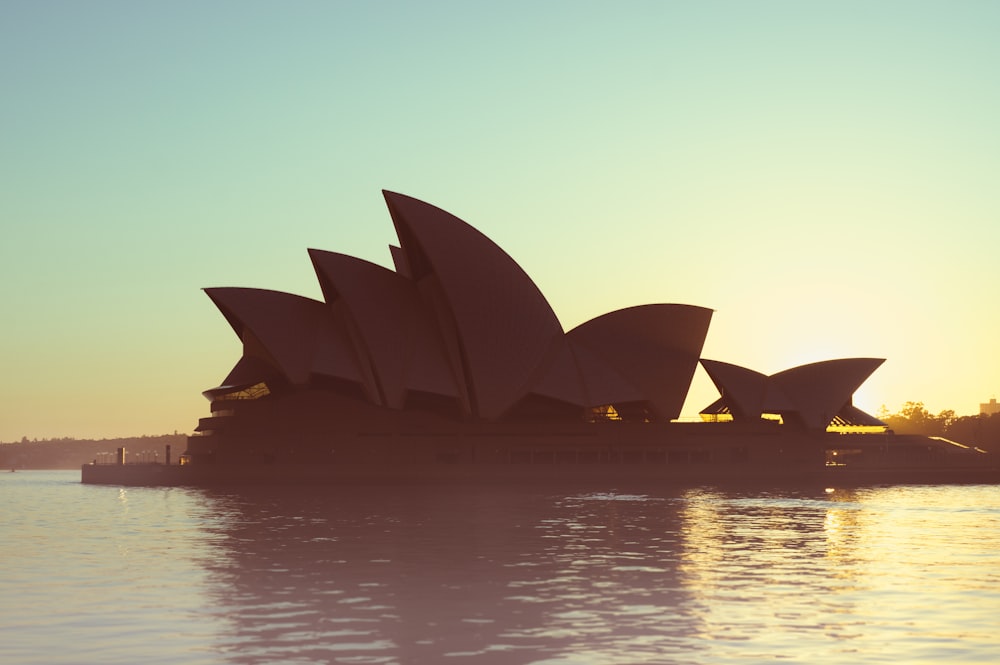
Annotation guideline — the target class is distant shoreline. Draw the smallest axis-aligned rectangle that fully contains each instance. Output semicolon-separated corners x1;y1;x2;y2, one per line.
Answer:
0;434;186;470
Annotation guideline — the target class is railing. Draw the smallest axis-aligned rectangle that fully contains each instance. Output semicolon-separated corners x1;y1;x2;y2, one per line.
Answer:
94;450;160;464
92;449;168;465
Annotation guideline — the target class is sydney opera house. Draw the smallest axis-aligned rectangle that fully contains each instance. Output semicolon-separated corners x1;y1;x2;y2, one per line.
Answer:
171;191;922;476
85;191;993;485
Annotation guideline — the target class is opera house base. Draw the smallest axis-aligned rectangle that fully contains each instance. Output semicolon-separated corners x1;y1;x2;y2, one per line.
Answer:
80;460;1000;489
81;427;999;488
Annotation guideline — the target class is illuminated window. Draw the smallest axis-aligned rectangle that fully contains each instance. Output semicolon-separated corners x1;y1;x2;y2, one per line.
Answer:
826;413;888;434
827;424;887;434
217;382;271;401
825;448;863;466
586;404;622;422
700;402;732;422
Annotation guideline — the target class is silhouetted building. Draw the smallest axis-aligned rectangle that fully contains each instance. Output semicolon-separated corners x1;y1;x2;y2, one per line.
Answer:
82;191;998;485
182;191;885;465
981;398;1000;416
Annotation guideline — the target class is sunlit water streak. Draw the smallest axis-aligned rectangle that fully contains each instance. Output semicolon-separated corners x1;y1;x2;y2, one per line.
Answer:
2;472;998;664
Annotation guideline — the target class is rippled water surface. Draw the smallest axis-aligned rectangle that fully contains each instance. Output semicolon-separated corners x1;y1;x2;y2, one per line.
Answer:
2;471;999;664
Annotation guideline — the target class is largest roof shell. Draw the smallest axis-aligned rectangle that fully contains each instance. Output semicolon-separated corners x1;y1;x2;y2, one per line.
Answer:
383;191;566;419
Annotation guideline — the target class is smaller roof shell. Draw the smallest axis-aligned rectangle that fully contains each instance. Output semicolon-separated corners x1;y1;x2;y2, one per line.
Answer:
568;304;713;420
309;249;460;408
770;358;885;429
205;286;375;396
205;288;329;386
700;357;885;429
700;360;768;420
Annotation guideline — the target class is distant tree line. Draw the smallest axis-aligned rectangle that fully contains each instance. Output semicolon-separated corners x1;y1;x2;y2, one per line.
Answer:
877;402;1000;452
0;433;187;470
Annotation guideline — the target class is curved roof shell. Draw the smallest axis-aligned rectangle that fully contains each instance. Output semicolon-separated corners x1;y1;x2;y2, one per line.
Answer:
568;304;713;420
309;249;460;409
700;359;768;420
770;358;885;429
383;190;565;419
205;287;372;393
701;357;885;429
205;288;332;385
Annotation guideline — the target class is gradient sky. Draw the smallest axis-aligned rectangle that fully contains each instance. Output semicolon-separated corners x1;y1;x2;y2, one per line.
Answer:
2;1;998;441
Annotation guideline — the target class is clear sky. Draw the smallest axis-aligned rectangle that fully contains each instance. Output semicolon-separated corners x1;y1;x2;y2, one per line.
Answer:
2;1;998;441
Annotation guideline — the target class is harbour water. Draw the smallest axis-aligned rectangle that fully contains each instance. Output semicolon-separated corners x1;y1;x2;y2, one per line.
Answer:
2;471;999;664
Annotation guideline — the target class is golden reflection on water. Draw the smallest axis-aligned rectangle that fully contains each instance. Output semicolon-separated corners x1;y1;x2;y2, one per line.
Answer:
822;488;864;577
669;485;1000;663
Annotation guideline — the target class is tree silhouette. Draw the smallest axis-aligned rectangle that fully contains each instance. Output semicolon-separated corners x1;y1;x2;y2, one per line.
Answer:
879;402;1000;452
